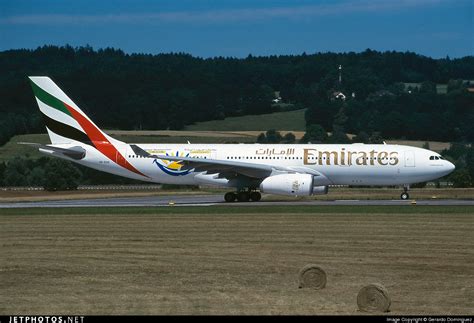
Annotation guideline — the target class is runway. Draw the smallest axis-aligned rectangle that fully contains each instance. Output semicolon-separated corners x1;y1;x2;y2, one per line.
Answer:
1;194;473;208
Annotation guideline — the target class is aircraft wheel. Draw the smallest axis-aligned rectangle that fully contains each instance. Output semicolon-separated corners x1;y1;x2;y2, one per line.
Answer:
237;192;250;202
224;192;236;202
250;191;262;202
401;192;409;200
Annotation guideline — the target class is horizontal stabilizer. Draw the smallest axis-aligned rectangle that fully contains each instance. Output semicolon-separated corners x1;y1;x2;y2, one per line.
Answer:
18;142;86;160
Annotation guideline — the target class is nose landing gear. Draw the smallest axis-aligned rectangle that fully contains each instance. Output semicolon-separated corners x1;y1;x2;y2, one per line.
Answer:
400;185;410;200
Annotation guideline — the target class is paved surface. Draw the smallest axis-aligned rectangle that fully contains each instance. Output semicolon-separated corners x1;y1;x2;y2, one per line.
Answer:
1;194;473;208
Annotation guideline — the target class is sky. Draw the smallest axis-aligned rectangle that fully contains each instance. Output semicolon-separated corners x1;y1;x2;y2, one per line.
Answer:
0;0;472;58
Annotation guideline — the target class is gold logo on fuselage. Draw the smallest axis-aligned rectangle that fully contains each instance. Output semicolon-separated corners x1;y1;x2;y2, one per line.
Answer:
256;148;296;156
303;148;399;166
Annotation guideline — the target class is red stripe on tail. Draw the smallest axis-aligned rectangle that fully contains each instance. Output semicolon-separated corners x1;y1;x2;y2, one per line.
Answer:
63;103;148;178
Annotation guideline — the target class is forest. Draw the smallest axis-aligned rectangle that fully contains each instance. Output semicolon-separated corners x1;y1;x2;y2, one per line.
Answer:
1;45;473;146
0;45;473;187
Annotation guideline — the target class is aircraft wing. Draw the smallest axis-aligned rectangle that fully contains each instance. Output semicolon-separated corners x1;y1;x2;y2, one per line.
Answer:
18;142;86;160
130;144;330;181
130;144;273;178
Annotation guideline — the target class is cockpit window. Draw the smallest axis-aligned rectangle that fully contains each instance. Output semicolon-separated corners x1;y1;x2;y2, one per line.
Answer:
430;156;442;160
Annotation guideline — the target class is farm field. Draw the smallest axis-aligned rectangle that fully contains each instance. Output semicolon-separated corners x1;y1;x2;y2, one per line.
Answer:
184;109;307;131
0;206;473;315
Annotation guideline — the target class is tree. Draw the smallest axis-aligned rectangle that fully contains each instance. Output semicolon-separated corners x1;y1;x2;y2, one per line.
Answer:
465;145;474;184
3;157;30;186
301;124;328;143
282;132;296;144
28;167;46;187
353;131;370;143
43;159;82;191
0;162;5;186
419;81;437;94
447;79;465;93
328;125;350;143
265;129;283;143
333;107;348;128
449;169;472;188
256;133;266;143
255;130;284;143
369;132;384;144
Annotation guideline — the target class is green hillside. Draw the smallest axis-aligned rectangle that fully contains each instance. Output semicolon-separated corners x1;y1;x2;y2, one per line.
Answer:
185;109;306;131
0;134;49;162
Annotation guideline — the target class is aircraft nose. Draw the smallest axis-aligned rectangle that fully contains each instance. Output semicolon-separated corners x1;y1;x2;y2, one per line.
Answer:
447;161;455;172
437;161;455;177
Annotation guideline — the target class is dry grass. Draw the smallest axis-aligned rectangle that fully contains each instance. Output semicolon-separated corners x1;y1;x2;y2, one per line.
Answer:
1;208;473;315
0;189;209;203
386;140;451;152
184;109;307;131
108;130;306;140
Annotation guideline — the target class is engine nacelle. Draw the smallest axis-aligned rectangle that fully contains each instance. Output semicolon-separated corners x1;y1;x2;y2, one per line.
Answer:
259;174;315;196
312;185;329;195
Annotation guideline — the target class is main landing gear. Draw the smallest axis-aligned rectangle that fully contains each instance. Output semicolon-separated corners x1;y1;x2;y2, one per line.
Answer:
224;191;262;202
400;185;410;200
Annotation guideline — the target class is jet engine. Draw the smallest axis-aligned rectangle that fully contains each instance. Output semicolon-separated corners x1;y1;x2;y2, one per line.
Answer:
259;174;328;196
312;185;329;195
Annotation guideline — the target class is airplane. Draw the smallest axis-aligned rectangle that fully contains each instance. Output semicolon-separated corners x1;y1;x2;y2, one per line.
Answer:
22;76;455;202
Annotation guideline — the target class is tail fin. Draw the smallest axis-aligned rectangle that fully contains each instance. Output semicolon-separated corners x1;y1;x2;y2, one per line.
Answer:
29;76;148;178
29;76;114;146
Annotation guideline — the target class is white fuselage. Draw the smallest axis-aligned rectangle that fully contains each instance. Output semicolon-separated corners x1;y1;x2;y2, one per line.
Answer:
55;143;455;188
29;76;456;198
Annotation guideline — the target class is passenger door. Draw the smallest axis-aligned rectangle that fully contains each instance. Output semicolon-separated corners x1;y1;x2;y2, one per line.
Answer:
404;151;415;167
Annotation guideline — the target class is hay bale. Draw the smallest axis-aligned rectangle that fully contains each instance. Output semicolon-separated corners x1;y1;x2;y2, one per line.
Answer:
298;264;326;289
357;283;391;313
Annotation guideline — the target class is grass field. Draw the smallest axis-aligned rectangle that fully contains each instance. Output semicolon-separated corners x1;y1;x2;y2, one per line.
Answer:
1;205;473;315
0;134;49;162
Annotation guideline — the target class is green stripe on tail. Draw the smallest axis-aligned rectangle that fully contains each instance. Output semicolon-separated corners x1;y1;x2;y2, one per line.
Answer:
30;81;73;117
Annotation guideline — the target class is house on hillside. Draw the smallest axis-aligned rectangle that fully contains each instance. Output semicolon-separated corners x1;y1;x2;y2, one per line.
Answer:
272;91;282;103
331;91;346;101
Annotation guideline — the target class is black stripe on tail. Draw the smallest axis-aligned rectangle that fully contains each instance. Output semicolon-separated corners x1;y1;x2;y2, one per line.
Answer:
40;111;93;147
